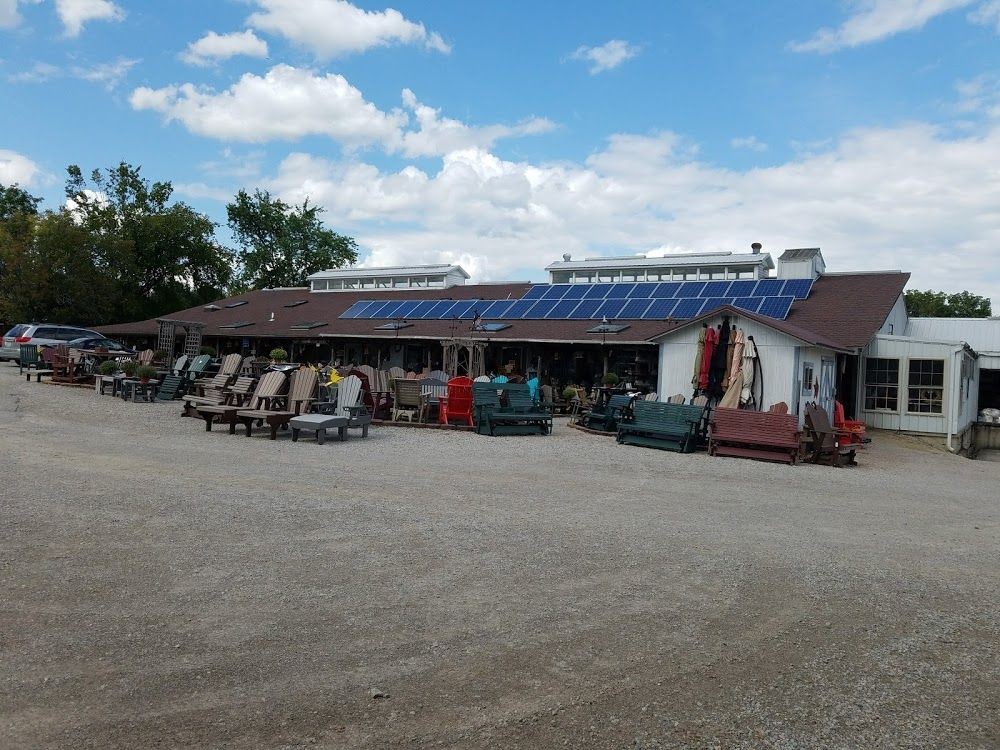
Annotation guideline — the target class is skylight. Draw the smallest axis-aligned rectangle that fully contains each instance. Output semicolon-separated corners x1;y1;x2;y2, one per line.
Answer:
475;323;511;332
284;300;308;308
203;304;220;312
218;321;254;329
587;323;630;334
289;321;327;330
224;300;248;308
375;322;414;330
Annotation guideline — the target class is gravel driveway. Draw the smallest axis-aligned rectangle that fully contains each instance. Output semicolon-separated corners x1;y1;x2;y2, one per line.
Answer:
1;366;997;749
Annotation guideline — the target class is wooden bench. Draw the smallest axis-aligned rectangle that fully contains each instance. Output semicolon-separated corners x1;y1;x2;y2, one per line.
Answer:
26;369;54;383
472;382;551;436
709;408;801;464
617;401;706;452
584;393;635;432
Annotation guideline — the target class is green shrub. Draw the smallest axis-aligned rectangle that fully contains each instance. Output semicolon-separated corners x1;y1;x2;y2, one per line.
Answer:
136;365;157;381
562;386;578;400
98;360;118;376
121;360;138;377
269;347;288;362
601;372;620;387
200;345;215;356
152;349;167;361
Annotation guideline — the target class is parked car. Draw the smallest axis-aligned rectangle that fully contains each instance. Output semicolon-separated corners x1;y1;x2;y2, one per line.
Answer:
64;337;135;353
0;323;103;363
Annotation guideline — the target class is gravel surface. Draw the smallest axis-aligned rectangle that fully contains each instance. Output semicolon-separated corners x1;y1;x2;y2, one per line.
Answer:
1;365;997;749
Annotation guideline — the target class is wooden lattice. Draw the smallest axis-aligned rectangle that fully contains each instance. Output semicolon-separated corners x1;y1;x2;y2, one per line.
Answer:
156;319;206;361
441;338;486;379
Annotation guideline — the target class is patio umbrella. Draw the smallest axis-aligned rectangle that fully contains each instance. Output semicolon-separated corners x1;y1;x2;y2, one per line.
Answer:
709;320;730;394
729;328;745;384
722;324;737;388
699;325;718;390
740;336;758;406
691;325;706;389
719;369;743;408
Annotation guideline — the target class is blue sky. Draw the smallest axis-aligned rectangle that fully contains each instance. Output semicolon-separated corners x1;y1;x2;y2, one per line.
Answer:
2;0;999;303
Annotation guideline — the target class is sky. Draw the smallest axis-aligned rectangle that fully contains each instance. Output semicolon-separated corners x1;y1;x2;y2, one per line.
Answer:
1;0;999;304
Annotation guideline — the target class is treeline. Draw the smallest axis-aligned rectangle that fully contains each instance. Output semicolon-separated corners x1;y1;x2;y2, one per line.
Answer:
904;289;991;318
0;162;358;327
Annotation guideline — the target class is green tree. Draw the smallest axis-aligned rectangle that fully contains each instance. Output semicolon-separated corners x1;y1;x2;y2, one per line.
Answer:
65;162;234;321
904;289;992;318
227;188;358;290
0;183;42;221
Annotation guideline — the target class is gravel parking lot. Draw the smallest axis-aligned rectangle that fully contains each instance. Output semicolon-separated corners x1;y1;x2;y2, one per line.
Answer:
1;365;997;749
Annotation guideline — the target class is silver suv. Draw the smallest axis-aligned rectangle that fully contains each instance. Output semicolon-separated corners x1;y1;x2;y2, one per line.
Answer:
1;323;102;363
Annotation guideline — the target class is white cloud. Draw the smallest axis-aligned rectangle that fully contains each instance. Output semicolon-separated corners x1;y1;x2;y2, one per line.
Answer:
261;122;1000;304
130;66;554;157
0;149;42;186
569;39;639;74
731;136;769;152
246;0;449;58
790;0;974;53
180;30;269;67
129;64;406;146
0;0;40;29
71;56;137;89
955;74;1000;119
969;0;1000;31
55;0;124;37
174;182;234;203
6;61;60;82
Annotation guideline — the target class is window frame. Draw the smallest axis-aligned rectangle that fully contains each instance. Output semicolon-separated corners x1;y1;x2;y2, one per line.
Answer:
864;357;900;412
906;358;944;415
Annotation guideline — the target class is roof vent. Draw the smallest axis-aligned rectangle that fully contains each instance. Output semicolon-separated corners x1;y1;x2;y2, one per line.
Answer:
751;242;763;254
562;253;572;262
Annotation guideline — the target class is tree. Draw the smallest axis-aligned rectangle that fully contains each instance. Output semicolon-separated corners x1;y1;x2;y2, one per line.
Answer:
0;183;41;221
227;188;358;290
904;289;992;318
65;162;234;321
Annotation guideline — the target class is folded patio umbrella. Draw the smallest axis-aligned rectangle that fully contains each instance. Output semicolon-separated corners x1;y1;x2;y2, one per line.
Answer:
729;328;745;385
691;326;706;389
699;325;718;390
740;336;758;405
719;369;743;408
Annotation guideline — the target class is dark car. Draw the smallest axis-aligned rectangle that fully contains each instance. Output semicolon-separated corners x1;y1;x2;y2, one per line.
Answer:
64;337;135;353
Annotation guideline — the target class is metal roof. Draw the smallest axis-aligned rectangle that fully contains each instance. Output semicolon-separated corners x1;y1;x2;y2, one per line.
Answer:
906;317;1000;354
307;264;470;280
545;251;774;271
778;248;822;261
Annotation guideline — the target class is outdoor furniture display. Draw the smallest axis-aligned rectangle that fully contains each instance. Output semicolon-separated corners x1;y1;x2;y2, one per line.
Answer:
184;354;213;381
234;369;318;440
154;375;189;402
617;401;708;453
314;375;372;437
19;344;43;375
392;379;425;422
196;370;288;433
709;407;801;464
439;376;474;426
667;393;686;404
120;379;159;402
25;368;54;383
768;401;790;415
583;393;635;432
137;349;155;365
427;369;450;383
419;379;448;422
182;375;256;416
290;414;349;444
644;392;659;402
50;345;86;383
472;381;551;436
804;402;862;467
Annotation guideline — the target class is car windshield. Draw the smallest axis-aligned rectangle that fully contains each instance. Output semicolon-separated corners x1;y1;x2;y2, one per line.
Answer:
4;325;28;337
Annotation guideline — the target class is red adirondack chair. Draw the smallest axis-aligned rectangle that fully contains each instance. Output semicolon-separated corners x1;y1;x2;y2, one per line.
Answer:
440;376;474;426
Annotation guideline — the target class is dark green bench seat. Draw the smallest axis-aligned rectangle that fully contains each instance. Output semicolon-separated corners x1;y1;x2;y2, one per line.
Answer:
584;393;634;432
473;383;552;436
617;401;706;452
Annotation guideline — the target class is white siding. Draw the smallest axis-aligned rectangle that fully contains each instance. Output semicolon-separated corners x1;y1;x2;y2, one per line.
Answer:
878;294;908;336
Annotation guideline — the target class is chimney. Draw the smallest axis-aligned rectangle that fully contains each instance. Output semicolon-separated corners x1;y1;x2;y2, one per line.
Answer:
751;242;762;255
562;253;572;262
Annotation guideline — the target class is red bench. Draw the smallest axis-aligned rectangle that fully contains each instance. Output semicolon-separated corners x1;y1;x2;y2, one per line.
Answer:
709;407;801;464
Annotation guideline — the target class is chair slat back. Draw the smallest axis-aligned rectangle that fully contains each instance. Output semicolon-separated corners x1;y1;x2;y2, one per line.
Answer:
186;354;212;378
427;369;449;383
248;370;288;409
218;353;243;377
667;393;685;404
394;379;423;408
388;366;406;380
336;375;363;419
137;349;155;365
473;375;491;383
287;369;318;412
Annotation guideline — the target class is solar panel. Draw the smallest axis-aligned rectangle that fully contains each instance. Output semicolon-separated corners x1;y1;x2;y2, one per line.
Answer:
358;301;391;318
410;300;439;319
627;283;656;298
546;299;582;319
524;299;558;318
701;297;734;313
672;298;707;319
699;281;732;298
582;283;614;299
607;283;636;298
450;300;481;319
758;295;794;319
733;297;763;313
753;279;784;296
479;300;514;319
542;284;570;299
780;279;813;299
618;298;654;319
389;301;420;319
595;298;628;319
568;299;603;318
522;286;547;299
725;280;759;297
652;282;682;298
678;281;707;297
643;298;678;319
562;284;588;299
499;300;537;319
339;301;372;319
423;300;458;319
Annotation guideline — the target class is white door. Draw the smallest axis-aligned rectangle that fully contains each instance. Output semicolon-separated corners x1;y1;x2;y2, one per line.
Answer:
819;358;836;419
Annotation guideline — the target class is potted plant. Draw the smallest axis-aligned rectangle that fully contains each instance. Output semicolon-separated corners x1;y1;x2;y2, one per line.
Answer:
98;360;119;377
136;364;156;384
269;347;288;363
152;349;167;363
121;360;138;378
601;372;620;387
200;345;215;356
562;386;578;401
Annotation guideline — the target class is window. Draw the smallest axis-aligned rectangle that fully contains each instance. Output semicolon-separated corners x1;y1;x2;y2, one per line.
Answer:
621;271;638;282
801;362;814;395
427;276;446;287
907;359;944;414
392;277;408;288
573;272;594;283
375;278;390;288
551;272;571;283
737;270;756;279
707;269;726;280
598;271;616;282
864;358;899;411
682;269;698;280
328;280;343;290
311;280;328;291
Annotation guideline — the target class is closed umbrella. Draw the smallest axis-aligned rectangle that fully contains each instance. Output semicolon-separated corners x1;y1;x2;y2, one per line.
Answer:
699;325;718;390
691;326;706;390
740;336;758;406
729;328;745;384
719;369;743;408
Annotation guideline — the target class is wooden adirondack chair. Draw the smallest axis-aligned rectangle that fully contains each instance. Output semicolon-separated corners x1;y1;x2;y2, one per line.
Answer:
235;369;317;439
388;366;406;380
154;375;189;401
804;402;860;467
768;401;789;415
137;349;155;365
392;379;424;422
184;354;212;381
348;368;376;413
441;376;474;426
51;345;85;383
182;373;254;415
315;374;372;437
170;355;189;376
217;353;243;378
196;370;287;433
644;392;659;402
18;344;42;375
427;369;449;383
667;393;685;404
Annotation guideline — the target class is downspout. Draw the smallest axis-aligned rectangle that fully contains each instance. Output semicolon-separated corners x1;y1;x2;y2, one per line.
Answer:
946;344;964;453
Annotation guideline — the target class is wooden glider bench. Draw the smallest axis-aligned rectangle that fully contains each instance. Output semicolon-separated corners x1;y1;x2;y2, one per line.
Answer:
709;407;801;464
472;382;552;436
26;369;54;382
583;393;635;432
616;401;707;452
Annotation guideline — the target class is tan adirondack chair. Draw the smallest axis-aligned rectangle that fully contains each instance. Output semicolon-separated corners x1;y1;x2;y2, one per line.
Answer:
196;370;286;434
235;369;318;439
392;379;425;422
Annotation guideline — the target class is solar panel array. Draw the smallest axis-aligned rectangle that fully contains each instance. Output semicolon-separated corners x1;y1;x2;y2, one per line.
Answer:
339;278;810;322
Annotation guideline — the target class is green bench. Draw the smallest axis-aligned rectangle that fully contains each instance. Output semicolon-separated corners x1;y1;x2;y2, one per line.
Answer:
473;382;552;436
616;401;707;452
583;393;634;432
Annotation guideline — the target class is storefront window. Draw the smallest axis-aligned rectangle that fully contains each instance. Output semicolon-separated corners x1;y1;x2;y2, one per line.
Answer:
864;358;899;411
907;359;944;413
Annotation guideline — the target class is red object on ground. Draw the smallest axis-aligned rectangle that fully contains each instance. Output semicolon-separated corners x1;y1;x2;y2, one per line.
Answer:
443;376;474;426
833;400;846;428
